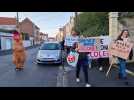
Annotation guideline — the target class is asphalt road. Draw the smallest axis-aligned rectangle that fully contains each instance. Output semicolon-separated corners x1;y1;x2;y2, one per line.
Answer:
0;47;134;87
0;47;60;87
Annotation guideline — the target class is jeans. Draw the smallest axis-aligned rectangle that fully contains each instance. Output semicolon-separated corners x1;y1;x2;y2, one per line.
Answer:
118;58;127;78
76;59;89;83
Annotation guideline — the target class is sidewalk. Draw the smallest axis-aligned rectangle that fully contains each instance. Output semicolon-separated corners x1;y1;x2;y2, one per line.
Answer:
64;64;134;87
62;50;134;87
0;44;40;56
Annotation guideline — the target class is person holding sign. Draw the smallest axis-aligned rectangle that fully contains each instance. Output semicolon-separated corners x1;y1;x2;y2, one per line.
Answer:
74;36;91;87
115;29;133;79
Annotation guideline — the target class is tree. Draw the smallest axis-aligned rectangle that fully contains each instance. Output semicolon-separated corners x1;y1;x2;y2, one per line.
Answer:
74;12;109;36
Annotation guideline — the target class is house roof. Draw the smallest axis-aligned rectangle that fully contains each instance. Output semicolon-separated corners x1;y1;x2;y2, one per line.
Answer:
21;17;40;29
0;17;16;25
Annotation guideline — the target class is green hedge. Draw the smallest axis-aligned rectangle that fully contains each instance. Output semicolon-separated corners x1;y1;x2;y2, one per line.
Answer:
74;12;109;37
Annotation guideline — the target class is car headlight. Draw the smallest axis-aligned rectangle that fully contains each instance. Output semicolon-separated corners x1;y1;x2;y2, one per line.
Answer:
37;52;41;58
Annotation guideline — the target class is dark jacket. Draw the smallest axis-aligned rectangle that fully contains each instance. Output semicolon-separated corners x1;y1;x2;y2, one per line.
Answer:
78;52;89;65
60;40;64;50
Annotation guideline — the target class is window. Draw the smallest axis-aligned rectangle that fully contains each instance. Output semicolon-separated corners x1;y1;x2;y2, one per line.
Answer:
40;43;61;50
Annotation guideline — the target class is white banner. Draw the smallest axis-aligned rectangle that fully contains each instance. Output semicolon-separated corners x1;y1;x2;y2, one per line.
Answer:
79;36;111;59
64;35;79;47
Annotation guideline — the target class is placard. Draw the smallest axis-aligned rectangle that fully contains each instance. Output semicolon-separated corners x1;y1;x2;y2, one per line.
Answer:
64;35;79;47
109;40;133;60
79;36;110;59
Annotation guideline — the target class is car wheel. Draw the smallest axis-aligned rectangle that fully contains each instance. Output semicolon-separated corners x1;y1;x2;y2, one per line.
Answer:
36;62;41;66
59;60;63;65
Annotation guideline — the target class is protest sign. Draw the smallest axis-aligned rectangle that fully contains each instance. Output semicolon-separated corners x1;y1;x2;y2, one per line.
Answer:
79;36;110;59
88;50;109;59
64;35;79;47
109;40;133;60
67;51;79;67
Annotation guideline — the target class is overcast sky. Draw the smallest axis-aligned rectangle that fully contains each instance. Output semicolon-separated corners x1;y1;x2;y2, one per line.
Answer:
0;12;74;37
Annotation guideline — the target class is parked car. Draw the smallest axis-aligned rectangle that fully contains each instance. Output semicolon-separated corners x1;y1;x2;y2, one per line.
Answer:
36;41;62;65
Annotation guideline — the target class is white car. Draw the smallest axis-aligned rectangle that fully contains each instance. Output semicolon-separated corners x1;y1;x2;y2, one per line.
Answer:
36;41;62;65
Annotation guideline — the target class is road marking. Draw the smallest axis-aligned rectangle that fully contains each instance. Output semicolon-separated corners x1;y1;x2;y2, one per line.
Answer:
113;65;134;76
126;69;134;76
56;66;64;87
62;71;68;87
56;65;69;87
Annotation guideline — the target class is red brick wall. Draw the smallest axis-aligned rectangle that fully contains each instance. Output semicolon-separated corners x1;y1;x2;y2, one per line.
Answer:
19;21;34;37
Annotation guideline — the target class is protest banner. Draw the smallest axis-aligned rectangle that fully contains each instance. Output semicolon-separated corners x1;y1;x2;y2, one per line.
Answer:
67;51;79;67
79;36;110;59
88;50;109;59
64;35;79;47
109;40;133;60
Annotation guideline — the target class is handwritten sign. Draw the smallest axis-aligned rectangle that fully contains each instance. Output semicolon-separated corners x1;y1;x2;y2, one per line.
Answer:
64;35;79;47
79;36;110;59
109;40;133;60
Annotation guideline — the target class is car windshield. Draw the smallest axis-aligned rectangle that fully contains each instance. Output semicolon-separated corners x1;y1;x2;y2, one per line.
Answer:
40;43;61;50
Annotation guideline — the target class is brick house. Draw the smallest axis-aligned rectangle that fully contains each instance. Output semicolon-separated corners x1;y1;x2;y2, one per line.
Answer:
56;28;64;42
0;17;16;30
0;17;16;50
19;18;40;45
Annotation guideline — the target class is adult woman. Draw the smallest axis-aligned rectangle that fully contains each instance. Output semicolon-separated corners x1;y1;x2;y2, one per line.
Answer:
116;29;133;79
74;36;91;87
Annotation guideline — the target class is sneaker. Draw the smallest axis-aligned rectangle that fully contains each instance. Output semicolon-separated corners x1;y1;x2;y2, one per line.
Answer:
99;67;103;71
125;81;129;85
89;64;92;69
85;83;91;87
15;68;21;71
76;78;80;83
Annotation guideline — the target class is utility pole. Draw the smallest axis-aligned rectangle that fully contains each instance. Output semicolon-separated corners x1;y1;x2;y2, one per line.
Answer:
75;12;78;24
16;12;20;33
16;12;19;28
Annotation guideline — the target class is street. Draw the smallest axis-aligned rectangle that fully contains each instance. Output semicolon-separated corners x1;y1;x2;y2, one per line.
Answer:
0;47;134;87
0;47;60;87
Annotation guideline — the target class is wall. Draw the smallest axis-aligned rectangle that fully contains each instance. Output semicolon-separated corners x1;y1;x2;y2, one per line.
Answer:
109;12;119;40
20;21;34;37
23;40;31;47
0;32;13;50
1;37;12;50
0;25;16;30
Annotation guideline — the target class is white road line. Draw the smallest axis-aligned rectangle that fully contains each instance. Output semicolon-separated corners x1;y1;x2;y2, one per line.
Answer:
126;69;134;76
56;66;64;87
62;71;68;87
113;65;134;76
